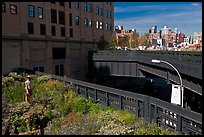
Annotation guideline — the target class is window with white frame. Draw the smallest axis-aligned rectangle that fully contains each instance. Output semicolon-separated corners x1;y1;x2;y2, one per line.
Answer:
99;21;103;29
89;19;92;27
10;4;17;14
76;15;79;25
38;7;43;19
84;18;88;27
96;21;99;29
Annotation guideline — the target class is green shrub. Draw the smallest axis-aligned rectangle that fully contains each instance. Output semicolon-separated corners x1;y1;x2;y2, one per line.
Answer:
59;101;73;117
5;82;25;104
8;72;24;81
117;110;138;125
37;75;52;84
2;76;15;90
50;118;61;135
72;97;89;114
87;101;102;114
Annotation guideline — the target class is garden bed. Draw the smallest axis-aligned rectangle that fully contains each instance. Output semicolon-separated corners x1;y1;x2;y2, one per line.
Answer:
2;72;181;135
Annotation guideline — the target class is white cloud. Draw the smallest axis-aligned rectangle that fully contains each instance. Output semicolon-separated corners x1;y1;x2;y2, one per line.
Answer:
114;10;202;36
192;3;200;7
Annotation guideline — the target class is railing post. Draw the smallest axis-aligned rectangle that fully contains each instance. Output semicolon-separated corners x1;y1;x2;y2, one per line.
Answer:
144;96;150;123
176;115;182;132
85;87;88;99
135;99;138;117
106;92;109;106
94;89;97;103
119;95;122;109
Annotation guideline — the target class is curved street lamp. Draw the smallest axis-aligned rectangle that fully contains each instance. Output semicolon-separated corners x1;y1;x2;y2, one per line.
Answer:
151;59;183;108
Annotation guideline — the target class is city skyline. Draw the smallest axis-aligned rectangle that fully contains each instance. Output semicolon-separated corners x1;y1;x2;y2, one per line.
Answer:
114;2;202;36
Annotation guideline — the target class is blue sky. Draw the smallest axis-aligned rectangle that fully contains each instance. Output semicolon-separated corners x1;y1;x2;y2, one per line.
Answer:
114;2;202;36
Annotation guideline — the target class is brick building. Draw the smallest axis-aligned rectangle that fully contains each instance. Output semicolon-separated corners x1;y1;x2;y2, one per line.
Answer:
115;26;136;48
2;2;114;80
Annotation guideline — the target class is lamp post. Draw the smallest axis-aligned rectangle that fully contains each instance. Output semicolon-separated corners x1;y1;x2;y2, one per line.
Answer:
151;59;183;108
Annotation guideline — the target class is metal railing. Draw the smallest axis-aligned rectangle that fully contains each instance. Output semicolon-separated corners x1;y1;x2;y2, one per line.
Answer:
17;67;202;135
92;50;202;65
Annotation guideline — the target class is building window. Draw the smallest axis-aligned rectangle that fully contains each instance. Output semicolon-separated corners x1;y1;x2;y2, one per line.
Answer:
70;28;73;38
69;2;71;9
38;7;43;19
96;6;99;14
106;23;108;30
51;26;56;36
59;2;64;6
55;64;64;76
75;2;79;9
99;7;102;16
52;48;66;59
69;13;72;26
2;3;6;13
99;21;103;29
109;24;112;31
106;10;108;17
33;66;44;72
109;11;111;18
84;18;88;27
59;11;65;25
107;2;111;6
89;19;92;27
61;27;65;37
96;21;99;29
10;4;17;14
88;4;92;12
28;5;35;17
28;22;34;34
51;9;57;23
84;2;87;11
40;24;46;35
76;15;79;25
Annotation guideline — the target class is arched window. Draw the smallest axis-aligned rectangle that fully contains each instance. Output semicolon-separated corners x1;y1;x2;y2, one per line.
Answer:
2;2;6;13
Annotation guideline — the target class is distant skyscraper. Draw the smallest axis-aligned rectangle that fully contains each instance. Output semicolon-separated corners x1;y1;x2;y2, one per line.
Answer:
174;28;178;34
161;26;171;34
150;26;157;34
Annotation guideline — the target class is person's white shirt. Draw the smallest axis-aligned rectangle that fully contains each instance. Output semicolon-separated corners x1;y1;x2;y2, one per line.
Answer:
25;80;30;86
25;79;31;91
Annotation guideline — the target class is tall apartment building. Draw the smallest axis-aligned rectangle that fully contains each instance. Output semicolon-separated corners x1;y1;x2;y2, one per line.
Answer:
2;2;114;80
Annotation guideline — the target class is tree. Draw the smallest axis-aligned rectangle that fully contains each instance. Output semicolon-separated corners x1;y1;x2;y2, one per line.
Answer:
118;35;129;48
98;36;107;50
139;33;152;49
108;35;117;50
130;32;139;48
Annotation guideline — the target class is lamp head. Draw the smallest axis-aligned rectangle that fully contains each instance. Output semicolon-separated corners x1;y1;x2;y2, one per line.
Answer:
151;59;161;63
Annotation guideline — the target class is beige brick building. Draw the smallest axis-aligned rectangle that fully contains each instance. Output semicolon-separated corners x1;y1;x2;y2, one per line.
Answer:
2;2;114;80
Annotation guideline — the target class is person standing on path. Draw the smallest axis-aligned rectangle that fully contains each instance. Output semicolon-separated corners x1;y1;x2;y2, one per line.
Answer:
25;75;32;103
